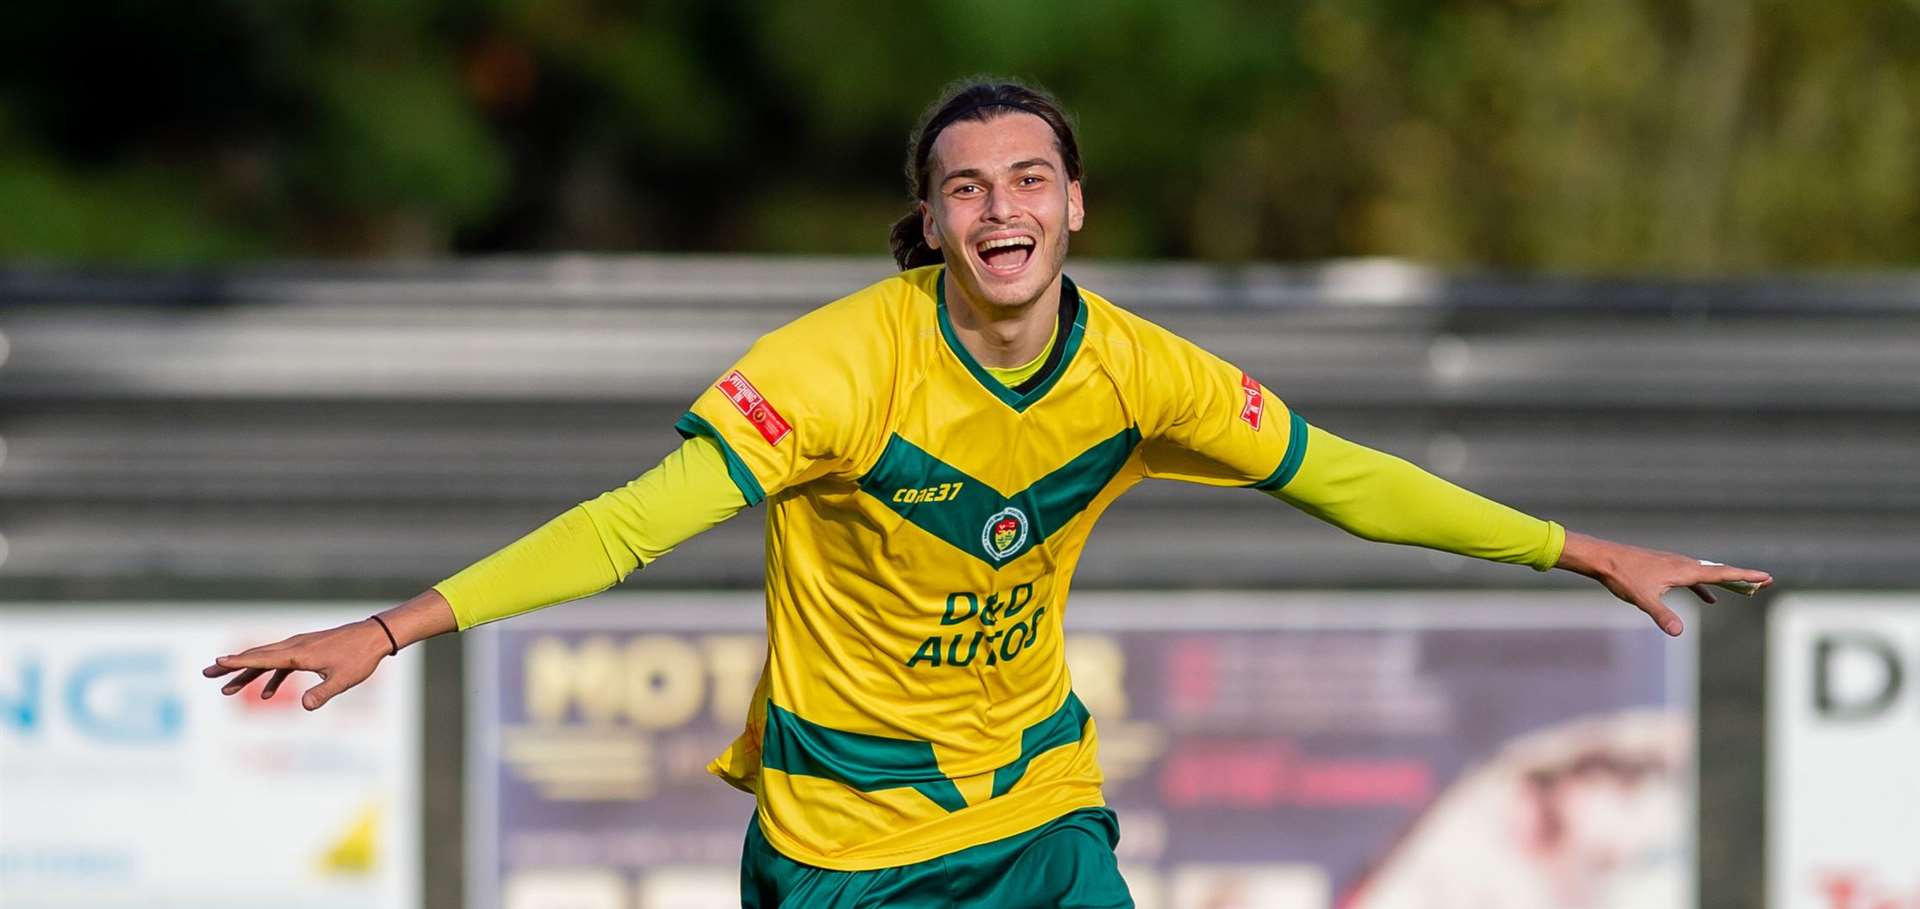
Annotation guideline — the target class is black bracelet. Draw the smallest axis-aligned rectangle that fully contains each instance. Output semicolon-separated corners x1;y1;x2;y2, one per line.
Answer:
369;614;399;656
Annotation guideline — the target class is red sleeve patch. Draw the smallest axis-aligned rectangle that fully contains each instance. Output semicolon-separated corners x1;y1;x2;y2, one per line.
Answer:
1238;371;1265;431
718;370;792;445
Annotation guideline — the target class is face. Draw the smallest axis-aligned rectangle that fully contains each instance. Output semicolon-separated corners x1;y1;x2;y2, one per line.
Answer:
920;112;1085;312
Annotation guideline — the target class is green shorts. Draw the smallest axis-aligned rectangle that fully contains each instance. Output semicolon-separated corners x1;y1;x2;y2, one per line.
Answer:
739;807;1134;908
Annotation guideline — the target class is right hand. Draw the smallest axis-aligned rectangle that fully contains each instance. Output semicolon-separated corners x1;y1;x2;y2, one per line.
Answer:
201;618;391;710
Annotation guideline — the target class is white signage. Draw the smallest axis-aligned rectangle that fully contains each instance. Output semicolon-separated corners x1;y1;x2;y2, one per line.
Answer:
0;605;421;909
1770;594;1920;909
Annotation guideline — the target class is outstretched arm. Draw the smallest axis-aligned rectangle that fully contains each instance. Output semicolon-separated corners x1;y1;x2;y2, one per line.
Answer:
202;435;748;709
1273;424;1772;636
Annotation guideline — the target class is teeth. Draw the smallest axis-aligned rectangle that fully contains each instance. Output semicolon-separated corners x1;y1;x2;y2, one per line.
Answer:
977;236;1035;252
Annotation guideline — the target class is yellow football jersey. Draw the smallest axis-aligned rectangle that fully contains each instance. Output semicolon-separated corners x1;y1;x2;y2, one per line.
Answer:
677;265;1306;871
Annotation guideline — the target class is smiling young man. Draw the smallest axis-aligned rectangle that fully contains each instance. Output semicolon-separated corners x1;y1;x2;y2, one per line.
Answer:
205;80;1772;909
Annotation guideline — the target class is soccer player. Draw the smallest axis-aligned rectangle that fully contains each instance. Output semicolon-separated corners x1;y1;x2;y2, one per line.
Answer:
204;80;1772;908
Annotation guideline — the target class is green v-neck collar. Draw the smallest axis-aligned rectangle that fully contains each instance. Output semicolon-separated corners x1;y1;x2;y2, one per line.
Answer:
935;267;1089;413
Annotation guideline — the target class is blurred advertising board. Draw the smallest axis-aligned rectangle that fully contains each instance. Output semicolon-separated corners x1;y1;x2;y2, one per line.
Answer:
0;605;421;909
469;592;1693;909
1769;594;1920;909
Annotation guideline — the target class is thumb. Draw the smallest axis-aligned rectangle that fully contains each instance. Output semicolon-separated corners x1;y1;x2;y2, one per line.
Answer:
302;674;350;711
1636;593;1685;637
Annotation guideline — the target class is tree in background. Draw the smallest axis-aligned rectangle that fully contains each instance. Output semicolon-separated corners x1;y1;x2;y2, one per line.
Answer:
0;0;1913;272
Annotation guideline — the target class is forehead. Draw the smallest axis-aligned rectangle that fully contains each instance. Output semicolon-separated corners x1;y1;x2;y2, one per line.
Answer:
930;112;1063;178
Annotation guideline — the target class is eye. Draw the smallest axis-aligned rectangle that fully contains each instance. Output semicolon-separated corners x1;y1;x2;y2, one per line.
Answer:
951;183;982;197
1018;174;1045;187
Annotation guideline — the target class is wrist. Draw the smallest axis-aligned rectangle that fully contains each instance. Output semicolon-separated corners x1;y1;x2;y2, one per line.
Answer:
366;615;400;656
370;589;459;652
1554;531;1618;580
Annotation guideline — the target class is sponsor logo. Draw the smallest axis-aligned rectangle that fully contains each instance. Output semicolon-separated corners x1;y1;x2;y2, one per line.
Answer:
982;507;1030;562
892;482;965;504
1239;371;1265;430
717;370;791;445
2;651;182;744
905;583;1047;669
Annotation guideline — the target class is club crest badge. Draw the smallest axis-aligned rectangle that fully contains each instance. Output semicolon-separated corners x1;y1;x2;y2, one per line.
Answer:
982;507;1030;562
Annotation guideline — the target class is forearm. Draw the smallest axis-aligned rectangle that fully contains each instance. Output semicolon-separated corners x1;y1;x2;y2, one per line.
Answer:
1272;424;1564;570
374;588;460;649
432;505;623;629
433;436;747;630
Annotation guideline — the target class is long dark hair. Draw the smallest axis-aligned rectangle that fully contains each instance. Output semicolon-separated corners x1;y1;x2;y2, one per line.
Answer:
889;79;1084;270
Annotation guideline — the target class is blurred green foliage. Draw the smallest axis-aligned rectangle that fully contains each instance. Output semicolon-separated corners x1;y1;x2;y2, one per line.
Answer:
0;0;1913;270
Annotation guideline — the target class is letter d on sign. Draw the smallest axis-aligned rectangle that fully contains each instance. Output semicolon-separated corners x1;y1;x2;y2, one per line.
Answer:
1814;634;1903;721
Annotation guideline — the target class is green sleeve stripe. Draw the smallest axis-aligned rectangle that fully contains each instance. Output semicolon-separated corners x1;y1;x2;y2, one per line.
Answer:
1252;411;1311;492
674;411;767;507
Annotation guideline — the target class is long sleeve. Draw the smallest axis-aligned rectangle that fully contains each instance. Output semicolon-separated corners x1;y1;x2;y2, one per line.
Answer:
1271;423;1565;571
432;435;748;630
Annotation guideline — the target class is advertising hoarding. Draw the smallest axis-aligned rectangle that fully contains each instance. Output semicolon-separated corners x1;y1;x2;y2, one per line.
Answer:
469;592;1693;909
1770;594;1920;909
0;605;421;909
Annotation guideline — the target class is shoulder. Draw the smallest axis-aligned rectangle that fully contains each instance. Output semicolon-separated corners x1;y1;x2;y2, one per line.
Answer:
1075;283;1210;381
1076;280;1256;441
720;268;935;429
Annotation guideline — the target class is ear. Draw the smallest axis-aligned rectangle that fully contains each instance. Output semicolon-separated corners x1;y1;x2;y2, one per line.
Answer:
1066;180;1085;232
919;200;940;251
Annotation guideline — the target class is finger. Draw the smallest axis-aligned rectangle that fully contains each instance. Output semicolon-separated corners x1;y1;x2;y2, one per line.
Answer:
261;668;294;700
220;667;268;695
1637;596;1685;637
1689;583;1718;605
1696;560;1773;585
1717;566;1773;584
215;652;304;671
206;646;284;676
213;637;293;659
302;675;347;711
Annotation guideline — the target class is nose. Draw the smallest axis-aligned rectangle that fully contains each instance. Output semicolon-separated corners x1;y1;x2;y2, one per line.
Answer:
982;184;1016;224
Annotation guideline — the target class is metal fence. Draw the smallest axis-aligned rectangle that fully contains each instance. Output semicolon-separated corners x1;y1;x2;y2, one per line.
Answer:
5;256;1914;596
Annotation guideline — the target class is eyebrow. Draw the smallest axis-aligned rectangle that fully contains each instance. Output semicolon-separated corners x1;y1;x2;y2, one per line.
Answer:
938;158;1058;185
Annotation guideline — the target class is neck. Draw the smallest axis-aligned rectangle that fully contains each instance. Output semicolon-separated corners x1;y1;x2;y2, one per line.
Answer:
942;269;1063;368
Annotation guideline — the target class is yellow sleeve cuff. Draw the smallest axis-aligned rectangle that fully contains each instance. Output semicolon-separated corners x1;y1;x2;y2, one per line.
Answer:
1534;520;1568;572
434;435;746;630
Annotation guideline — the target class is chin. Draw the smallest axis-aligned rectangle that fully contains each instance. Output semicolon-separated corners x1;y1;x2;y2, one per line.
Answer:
977;280;1049;309
959;259;1057;310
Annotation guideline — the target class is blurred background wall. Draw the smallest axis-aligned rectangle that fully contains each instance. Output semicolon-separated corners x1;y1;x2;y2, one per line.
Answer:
2;3;1917;909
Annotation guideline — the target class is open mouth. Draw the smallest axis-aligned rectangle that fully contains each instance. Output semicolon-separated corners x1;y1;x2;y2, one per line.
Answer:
975;235;1036;276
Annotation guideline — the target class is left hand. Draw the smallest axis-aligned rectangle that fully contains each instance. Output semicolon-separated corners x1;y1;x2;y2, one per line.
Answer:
1555;531;1773;636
